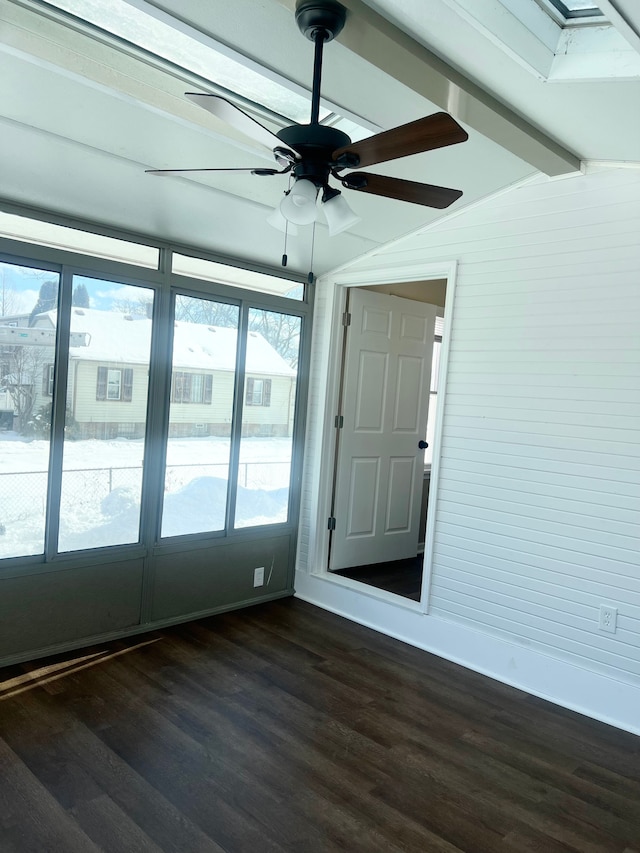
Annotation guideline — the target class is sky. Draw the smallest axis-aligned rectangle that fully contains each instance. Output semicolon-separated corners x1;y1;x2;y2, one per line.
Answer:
0;262;52;315
0;261;151;316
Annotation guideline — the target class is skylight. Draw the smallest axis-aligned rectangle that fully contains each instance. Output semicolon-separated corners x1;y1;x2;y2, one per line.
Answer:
541;0;605;22
38;0;347;128
40;0;324;123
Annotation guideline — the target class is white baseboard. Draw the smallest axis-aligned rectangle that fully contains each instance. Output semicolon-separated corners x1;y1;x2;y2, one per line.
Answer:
295;569;640;737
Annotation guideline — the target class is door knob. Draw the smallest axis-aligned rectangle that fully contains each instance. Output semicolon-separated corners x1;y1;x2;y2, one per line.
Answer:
418;440;428;450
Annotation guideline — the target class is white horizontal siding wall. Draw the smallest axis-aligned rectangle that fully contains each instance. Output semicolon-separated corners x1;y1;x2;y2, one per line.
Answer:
428;169;640;683
296;167;640;732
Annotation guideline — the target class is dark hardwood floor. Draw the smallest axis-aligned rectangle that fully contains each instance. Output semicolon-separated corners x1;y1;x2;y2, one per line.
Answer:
1;598;639;852
334;555;423;600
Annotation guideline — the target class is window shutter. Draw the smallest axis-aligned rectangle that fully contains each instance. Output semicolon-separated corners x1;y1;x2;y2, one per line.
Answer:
96;366;107;400
204;374;213;404
42;364;52;396
123;368;133;402
263;379;272;407
183;373;192;403
172;372;184;404
245;377;254;405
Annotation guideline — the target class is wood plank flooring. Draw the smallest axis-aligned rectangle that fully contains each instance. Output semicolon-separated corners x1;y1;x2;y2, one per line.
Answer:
1;597;639;852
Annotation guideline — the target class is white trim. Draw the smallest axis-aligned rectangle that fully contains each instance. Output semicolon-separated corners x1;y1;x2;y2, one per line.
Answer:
584;159;640;171
307;259;458;616
420;262;457;613
302;280;342;578
294;571;640;737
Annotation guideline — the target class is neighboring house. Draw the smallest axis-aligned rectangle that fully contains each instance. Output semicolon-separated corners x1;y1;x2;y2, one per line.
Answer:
26;308;297;439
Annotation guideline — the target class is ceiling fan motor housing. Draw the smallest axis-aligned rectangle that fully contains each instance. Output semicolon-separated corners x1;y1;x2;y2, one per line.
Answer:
276;123;352;187
295;0;347;41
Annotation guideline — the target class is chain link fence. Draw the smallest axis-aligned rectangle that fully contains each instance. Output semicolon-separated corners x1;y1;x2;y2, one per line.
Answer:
0;459;292;556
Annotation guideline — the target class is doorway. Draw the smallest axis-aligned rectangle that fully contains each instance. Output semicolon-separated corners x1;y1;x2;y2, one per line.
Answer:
328;278;447;602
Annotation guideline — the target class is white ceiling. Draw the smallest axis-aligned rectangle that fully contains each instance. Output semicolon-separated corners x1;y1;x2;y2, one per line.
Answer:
0;0;638;278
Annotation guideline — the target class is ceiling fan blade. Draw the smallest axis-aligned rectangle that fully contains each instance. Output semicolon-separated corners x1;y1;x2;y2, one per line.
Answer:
333;113;468;169
185;93;298;160
341;172;462;209
146;167;282;176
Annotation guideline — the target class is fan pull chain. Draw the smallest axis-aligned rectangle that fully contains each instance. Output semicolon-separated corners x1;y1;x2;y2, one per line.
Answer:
308;220;316;285
282;219;289;268
281;174;295;268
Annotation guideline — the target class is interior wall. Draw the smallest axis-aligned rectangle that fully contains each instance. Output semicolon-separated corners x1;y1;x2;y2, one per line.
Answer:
296;167;640;734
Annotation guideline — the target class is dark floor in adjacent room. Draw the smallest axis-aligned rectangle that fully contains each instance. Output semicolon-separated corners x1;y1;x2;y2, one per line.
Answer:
334;554;423;600
1;597;639;852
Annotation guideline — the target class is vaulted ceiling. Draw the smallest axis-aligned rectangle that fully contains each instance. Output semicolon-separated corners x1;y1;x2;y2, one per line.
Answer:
1;0;639;277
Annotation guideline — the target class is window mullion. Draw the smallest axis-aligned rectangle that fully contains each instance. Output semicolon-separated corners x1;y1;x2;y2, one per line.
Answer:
141;286;174;548
226;303;249;533
44;267;73;559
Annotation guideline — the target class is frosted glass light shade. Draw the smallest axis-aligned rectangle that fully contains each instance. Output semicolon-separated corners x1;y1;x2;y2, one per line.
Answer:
266;206;299;235
279;179;318;225
322;190;360;236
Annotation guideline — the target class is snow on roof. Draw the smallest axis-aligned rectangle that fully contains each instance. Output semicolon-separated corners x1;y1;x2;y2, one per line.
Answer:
39;309;295;376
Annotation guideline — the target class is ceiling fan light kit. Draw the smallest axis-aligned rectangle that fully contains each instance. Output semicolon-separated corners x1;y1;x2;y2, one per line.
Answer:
321;187;361;236
280;178;319;225
147;0;469;246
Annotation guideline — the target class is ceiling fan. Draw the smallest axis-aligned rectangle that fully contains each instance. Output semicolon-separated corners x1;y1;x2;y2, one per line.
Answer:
147;0;468;237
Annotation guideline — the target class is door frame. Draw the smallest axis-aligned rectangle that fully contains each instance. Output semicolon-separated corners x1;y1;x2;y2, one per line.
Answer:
306;259;458;613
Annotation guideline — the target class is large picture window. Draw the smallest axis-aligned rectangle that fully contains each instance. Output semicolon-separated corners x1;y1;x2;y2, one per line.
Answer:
1;232;309;562
160;294;240;538
58;278;155;553
0;261;59;559
235;308;301;529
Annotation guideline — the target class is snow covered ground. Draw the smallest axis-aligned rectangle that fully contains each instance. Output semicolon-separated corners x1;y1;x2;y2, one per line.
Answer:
0;434;293;558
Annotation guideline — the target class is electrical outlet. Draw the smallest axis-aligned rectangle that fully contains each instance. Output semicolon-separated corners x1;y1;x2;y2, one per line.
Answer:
253;566;265;587
599;605;617;634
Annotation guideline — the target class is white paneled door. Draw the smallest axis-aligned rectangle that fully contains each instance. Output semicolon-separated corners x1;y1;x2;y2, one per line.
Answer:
329;289;436;571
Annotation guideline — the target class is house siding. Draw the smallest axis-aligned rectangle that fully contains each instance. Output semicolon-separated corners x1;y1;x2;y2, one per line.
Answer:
168;370;234;435
297;167;640;728
64;364;295;438
72;361;148;431
242;374;296;435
